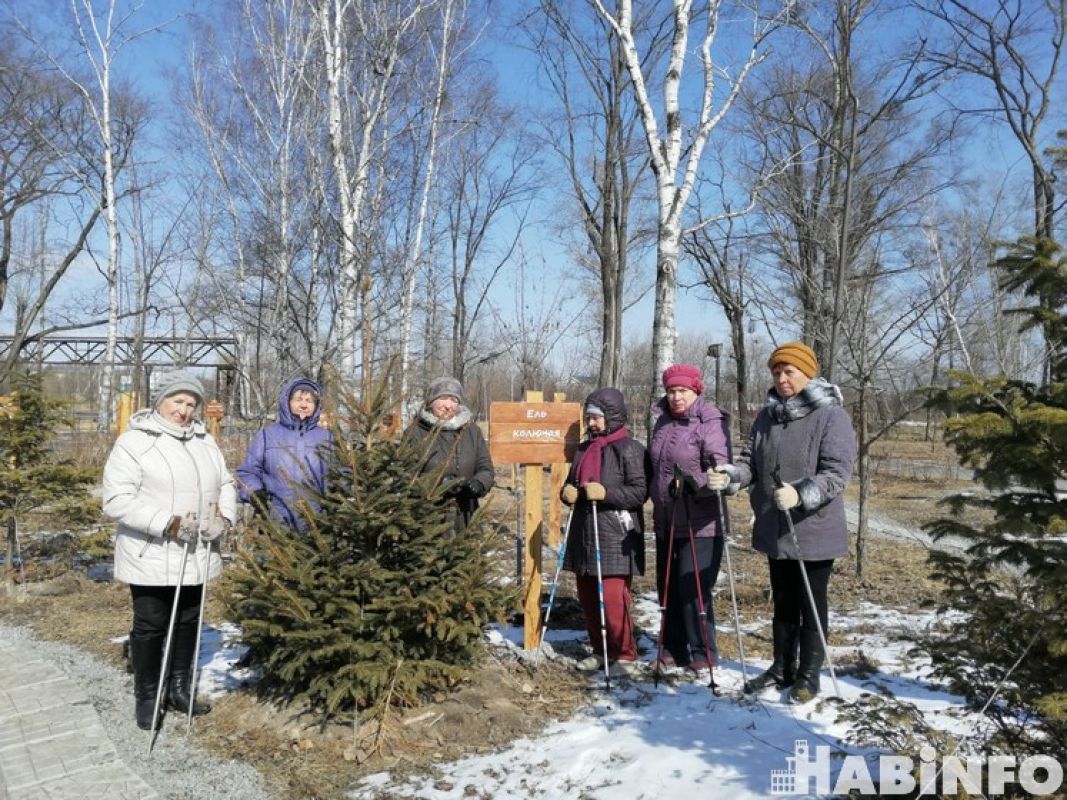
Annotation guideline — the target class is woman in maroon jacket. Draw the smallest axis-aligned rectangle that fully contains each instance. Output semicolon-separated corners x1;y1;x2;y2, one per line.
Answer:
648;363;732;675
560;387;650;677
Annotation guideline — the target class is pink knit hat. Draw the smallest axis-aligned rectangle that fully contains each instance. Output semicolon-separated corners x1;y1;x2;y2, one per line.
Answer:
662;363;705;394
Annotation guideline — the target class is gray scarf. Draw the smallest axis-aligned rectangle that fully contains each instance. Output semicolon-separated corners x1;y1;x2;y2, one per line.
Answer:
418;405;472;431
766;378;844;423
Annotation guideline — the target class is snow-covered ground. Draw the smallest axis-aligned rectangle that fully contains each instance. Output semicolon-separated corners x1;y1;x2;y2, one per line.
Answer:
336;598;1005;800
119;584;1053;800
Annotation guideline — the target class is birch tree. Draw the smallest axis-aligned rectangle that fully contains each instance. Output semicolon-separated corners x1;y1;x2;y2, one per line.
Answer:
592;0;790;420
529;0;665;387
318;0;430;396
16;0;161;428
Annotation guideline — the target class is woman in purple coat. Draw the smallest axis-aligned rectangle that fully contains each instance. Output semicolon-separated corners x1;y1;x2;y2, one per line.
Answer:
236;377;332;531
648;363;732;675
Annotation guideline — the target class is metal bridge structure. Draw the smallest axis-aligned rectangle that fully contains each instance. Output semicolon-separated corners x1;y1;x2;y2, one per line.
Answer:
0;335;237;368
0;335;241;420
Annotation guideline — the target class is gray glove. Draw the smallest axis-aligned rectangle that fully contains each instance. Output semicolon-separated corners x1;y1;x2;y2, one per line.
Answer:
200;515;230;543
706;465;736;491
172;512;199;548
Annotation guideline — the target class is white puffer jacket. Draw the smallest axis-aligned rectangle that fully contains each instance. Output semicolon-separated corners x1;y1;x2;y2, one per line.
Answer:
102;409;236;586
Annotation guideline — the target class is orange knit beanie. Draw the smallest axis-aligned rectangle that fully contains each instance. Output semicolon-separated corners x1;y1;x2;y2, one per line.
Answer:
767;341;819;378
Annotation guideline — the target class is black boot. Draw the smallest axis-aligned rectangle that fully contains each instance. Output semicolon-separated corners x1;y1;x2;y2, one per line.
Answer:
130;633;164;730
744;620;799;693
166;622;212;716
788;628;824;703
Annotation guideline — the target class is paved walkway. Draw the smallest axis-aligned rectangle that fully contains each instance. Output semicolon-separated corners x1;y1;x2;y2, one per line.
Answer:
0;638;157;800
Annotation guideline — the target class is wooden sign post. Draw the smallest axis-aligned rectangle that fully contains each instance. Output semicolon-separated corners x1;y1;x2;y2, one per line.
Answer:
204;400;224;439
489;392;581;649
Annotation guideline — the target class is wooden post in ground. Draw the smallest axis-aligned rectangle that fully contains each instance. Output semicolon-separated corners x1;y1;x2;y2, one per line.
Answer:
522;391;544;649
488;393;581;649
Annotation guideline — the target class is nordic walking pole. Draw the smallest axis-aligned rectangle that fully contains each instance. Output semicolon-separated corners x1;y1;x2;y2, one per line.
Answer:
710;461;748;687
186;502;217;732
771;465;840;697
147;537;190;756
681;484;720;696
589;498;611;691
536;504;576;660
652;483;680;688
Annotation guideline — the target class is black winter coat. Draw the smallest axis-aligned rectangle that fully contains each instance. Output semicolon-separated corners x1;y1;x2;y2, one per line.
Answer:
562;388;650;577
407;406;495;533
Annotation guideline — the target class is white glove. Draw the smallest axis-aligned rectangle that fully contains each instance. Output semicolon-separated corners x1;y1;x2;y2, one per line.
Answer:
172;512;199;547
706;465;734;491
774;484;800;510
200;515;230;543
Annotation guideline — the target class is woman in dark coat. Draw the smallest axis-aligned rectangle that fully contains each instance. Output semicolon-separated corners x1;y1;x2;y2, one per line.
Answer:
709;341;856;702
408;377;494;533
648;364;732;676
560;388;650;676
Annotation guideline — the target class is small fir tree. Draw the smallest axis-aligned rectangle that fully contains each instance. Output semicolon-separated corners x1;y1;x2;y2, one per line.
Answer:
222;379;513;722
922;237;1067;763
0;371;96;579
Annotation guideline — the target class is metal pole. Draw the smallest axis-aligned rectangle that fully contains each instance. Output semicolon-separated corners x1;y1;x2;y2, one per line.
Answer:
590;500;611;691
771;466;840;697
536;505;575;660
147;540;190;755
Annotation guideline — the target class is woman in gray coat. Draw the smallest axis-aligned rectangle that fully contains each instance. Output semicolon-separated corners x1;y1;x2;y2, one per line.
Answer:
708;341;856;702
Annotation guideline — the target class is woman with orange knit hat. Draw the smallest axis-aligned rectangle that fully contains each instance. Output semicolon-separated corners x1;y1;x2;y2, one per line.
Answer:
707;341;855;702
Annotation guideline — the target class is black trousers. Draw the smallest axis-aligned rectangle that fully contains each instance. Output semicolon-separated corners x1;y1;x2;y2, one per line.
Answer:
767;557;833;635
656;534;723;664
130;584;203;638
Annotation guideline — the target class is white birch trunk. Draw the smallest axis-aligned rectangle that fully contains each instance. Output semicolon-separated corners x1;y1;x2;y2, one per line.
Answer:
594;0;785;430
398;0;456;412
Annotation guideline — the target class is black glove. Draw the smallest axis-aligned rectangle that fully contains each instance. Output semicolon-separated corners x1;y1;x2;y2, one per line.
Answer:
441;476;466;498
668;471;699;499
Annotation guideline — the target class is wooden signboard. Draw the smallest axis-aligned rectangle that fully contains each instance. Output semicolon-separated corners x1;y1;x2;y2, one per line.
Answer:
490;395;582;649
488;401;582;464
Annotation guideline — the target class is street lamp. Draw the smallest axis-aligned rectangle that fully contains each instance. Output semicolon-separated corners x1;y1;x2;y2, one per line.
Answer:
707;343;723;405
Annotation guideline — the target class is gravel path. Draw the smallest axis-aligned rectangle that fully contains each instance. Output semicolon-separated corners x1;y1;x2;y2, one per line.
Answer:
0;624;276;800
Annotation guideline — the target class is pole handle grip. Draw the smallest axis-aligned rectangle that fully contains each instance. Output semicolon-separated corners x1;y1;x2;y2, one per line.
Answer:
771;465;784;488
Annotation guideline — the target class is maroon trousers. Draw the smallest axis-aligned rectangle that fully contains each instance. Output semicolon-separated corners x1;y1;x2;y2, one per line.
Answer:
576;574;638;662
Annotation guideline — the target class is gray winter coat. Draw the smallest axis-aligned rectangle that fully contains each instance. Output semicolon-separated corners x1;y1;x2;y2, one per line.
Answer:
562;388;650;578
727;379;856;560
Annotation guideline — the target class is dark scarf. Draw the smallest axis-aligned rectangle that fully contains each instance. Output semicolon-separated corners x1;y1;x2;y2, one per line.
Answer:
574;425;630;486
766;377;844;423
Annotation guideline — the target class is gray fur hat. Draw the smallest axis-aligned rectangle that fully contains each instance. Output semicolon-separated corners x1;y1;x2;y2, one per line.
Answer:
425;376;464;406
152;369;205;409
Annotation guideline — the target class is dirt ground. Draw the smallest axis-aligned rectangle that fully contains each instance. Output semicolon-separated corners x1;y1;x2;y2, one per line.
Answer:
0;443;959;800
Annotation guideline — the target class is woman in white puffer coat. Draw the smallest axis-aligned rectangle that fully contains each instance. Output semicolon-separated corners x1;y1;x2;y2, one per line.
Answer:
102;370;236;730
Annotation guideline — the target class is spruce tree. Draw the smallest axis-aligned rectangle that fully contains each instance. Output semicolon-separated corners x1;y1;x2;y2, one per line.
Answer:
0;370;96;580
923;236;1067;760
222;381;513;721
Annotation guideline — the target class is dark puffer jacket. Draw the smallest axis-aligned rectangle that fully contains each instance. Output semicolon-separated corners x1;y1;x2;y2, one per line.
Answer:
728;378;856;560
235;377;332;531
407;405;495;532
562;388;650;577
648;393;731;538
